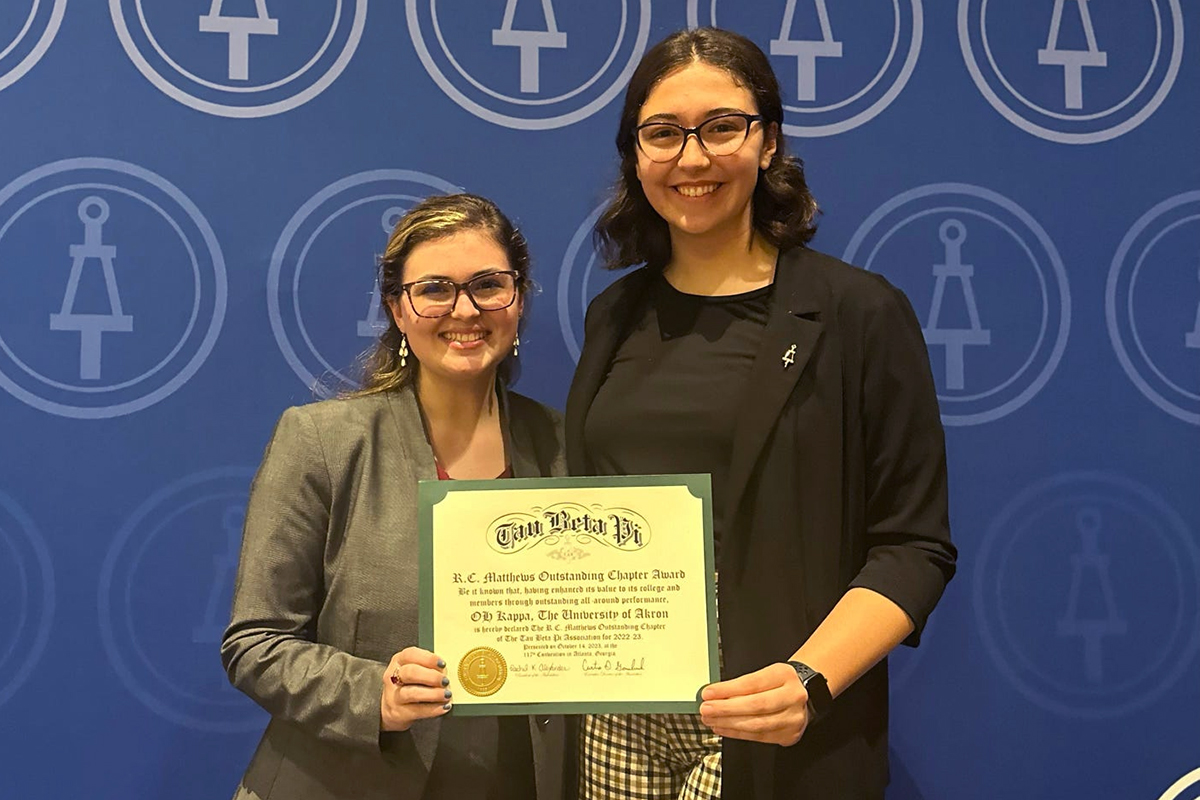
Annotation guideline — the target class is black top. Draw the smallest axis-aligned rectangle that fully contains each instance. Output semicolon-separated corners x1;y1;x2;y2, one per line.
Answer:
567;249;955;799
583;272;774;558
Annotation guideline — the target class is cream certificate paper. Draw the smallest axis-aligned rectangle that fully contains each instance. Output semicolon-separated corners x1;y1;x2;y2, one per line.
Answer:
418;474;717;716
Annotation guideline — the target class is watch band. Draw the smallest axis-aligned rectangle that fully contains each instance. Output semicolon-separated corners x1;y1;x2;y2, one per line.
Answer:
787;660;833;722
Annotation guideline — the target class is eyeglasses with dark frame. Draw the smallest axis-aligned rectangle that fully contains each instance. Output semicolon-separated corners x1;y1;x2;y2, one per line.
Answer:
634;113;765;163
399;270;520;318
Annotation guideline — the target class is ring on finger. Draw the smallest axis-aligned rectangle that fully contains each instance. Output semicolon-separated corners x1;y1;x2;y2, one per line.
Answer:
390;670;402;686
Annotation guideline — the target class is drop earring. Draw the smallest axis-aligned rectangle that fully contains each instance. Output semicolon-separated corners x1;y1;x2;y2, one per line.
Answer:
399;334;409;368
513;334;520;357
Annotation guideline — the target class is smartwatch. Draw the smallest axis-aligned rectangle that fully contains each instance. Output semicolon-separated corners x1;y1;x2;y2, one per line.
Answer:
787;661;833;722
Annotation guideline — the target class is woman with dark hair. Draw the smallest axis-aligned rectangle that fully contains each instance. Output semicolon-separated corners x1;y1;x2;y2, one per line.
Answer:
567;28;956;799
222;194;570;800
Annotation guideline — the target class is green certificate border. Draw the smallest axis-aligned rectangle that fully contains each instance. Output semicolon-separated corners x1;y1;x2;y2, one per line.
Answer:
419;473;717;716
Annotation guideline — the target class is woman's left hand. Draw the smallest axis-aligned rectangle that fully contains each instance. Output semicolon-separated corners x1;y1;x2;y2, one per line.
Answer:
698;662;809;746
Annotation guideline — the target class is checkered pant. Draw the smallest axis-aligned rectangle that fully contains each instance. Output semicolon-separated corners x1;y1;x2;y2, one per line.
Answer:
580;712;721;800
581;574;723;799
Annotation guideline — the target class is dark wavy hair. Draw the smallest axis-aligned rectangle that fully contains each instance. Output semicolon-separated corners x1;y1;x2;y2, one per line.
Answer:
595;27;819;271
347;193;531;397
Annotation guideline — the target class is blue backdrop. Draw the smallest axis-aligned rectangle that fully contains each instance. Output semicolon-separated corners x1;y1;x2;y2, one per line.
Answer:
0;2;1197;798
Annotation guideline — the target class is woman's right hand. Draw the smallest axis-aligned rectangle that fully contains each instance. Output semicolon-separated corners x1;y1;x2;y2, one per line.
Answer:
380;647;452;732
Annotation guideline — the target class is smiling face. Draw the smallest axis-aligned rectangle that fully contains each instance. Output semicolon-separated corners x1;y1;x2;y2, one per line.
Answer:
635;60;777;246
385;229;522;389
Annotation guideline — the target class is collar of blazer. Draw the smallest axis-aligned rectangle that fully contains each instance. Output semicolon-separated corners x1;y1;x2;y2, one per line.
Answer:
383;378;542;481
380;380;541;775
565;247;826;533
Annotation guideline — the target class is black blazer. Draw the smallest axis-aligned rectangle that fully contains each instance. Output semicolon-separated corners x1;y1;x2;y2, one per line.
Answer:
566;247;957;800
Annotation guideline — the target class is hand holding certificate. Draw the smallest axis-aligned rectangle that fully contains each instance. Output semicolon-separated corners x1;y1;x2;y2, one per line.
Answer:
418;474;718;715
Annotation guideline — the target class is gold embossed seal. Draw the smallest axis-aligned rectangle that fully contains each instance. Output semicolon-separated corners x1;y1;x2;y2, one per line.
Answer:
458;647;507;697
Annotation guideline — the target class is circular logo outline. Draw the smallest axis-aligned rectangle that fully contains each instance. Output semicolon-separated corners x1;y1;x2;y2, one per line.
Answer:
974;471;1200;719
844;182;1070;426
98;466;264;732
406;0;652;130
0;184;205;395
687;0;923;137
557;202;608;363
1107;190;1200;426
0;491;55;710
267;168;461;394
0;157;227;419
0;0;67;93
1158;767;1200;800
109;0;368;118
957;0;1184;144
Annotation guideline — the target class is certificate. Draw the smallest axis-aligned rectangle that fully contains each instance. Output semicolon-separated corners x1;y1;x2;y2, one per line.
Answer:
418;474;717;716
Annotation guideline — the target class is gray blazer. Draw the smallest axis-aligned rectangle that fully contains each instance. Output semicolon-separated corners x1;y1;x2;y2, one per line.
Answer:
222;385;569;800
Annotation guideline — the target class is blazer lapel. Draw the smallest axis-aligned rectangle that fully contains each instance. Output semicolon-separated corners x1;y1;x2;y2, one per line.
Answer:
499;383;539;479
565;268;655;475
723;250;825;544
383;387;442;774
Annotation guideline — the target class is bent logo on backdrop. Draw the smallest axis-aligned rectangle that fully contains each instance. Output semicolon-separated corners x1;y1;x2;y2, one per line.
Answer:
1157;767;1200;800
844;183;1069;426
406;0;651;129
99;468;266;732
0;0;67;93
974;473;1200;718
0;493;54;711
958;0;1183;143
1108;191;1200;426
0;158;226;419
268;169;460;396
109;0;367;117
557;202;622;363
688;0;922;137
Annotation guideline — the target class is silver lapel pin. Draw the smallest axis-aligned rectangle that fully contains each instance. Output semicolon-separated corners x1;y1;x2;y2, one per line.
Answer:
782;344;797;369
